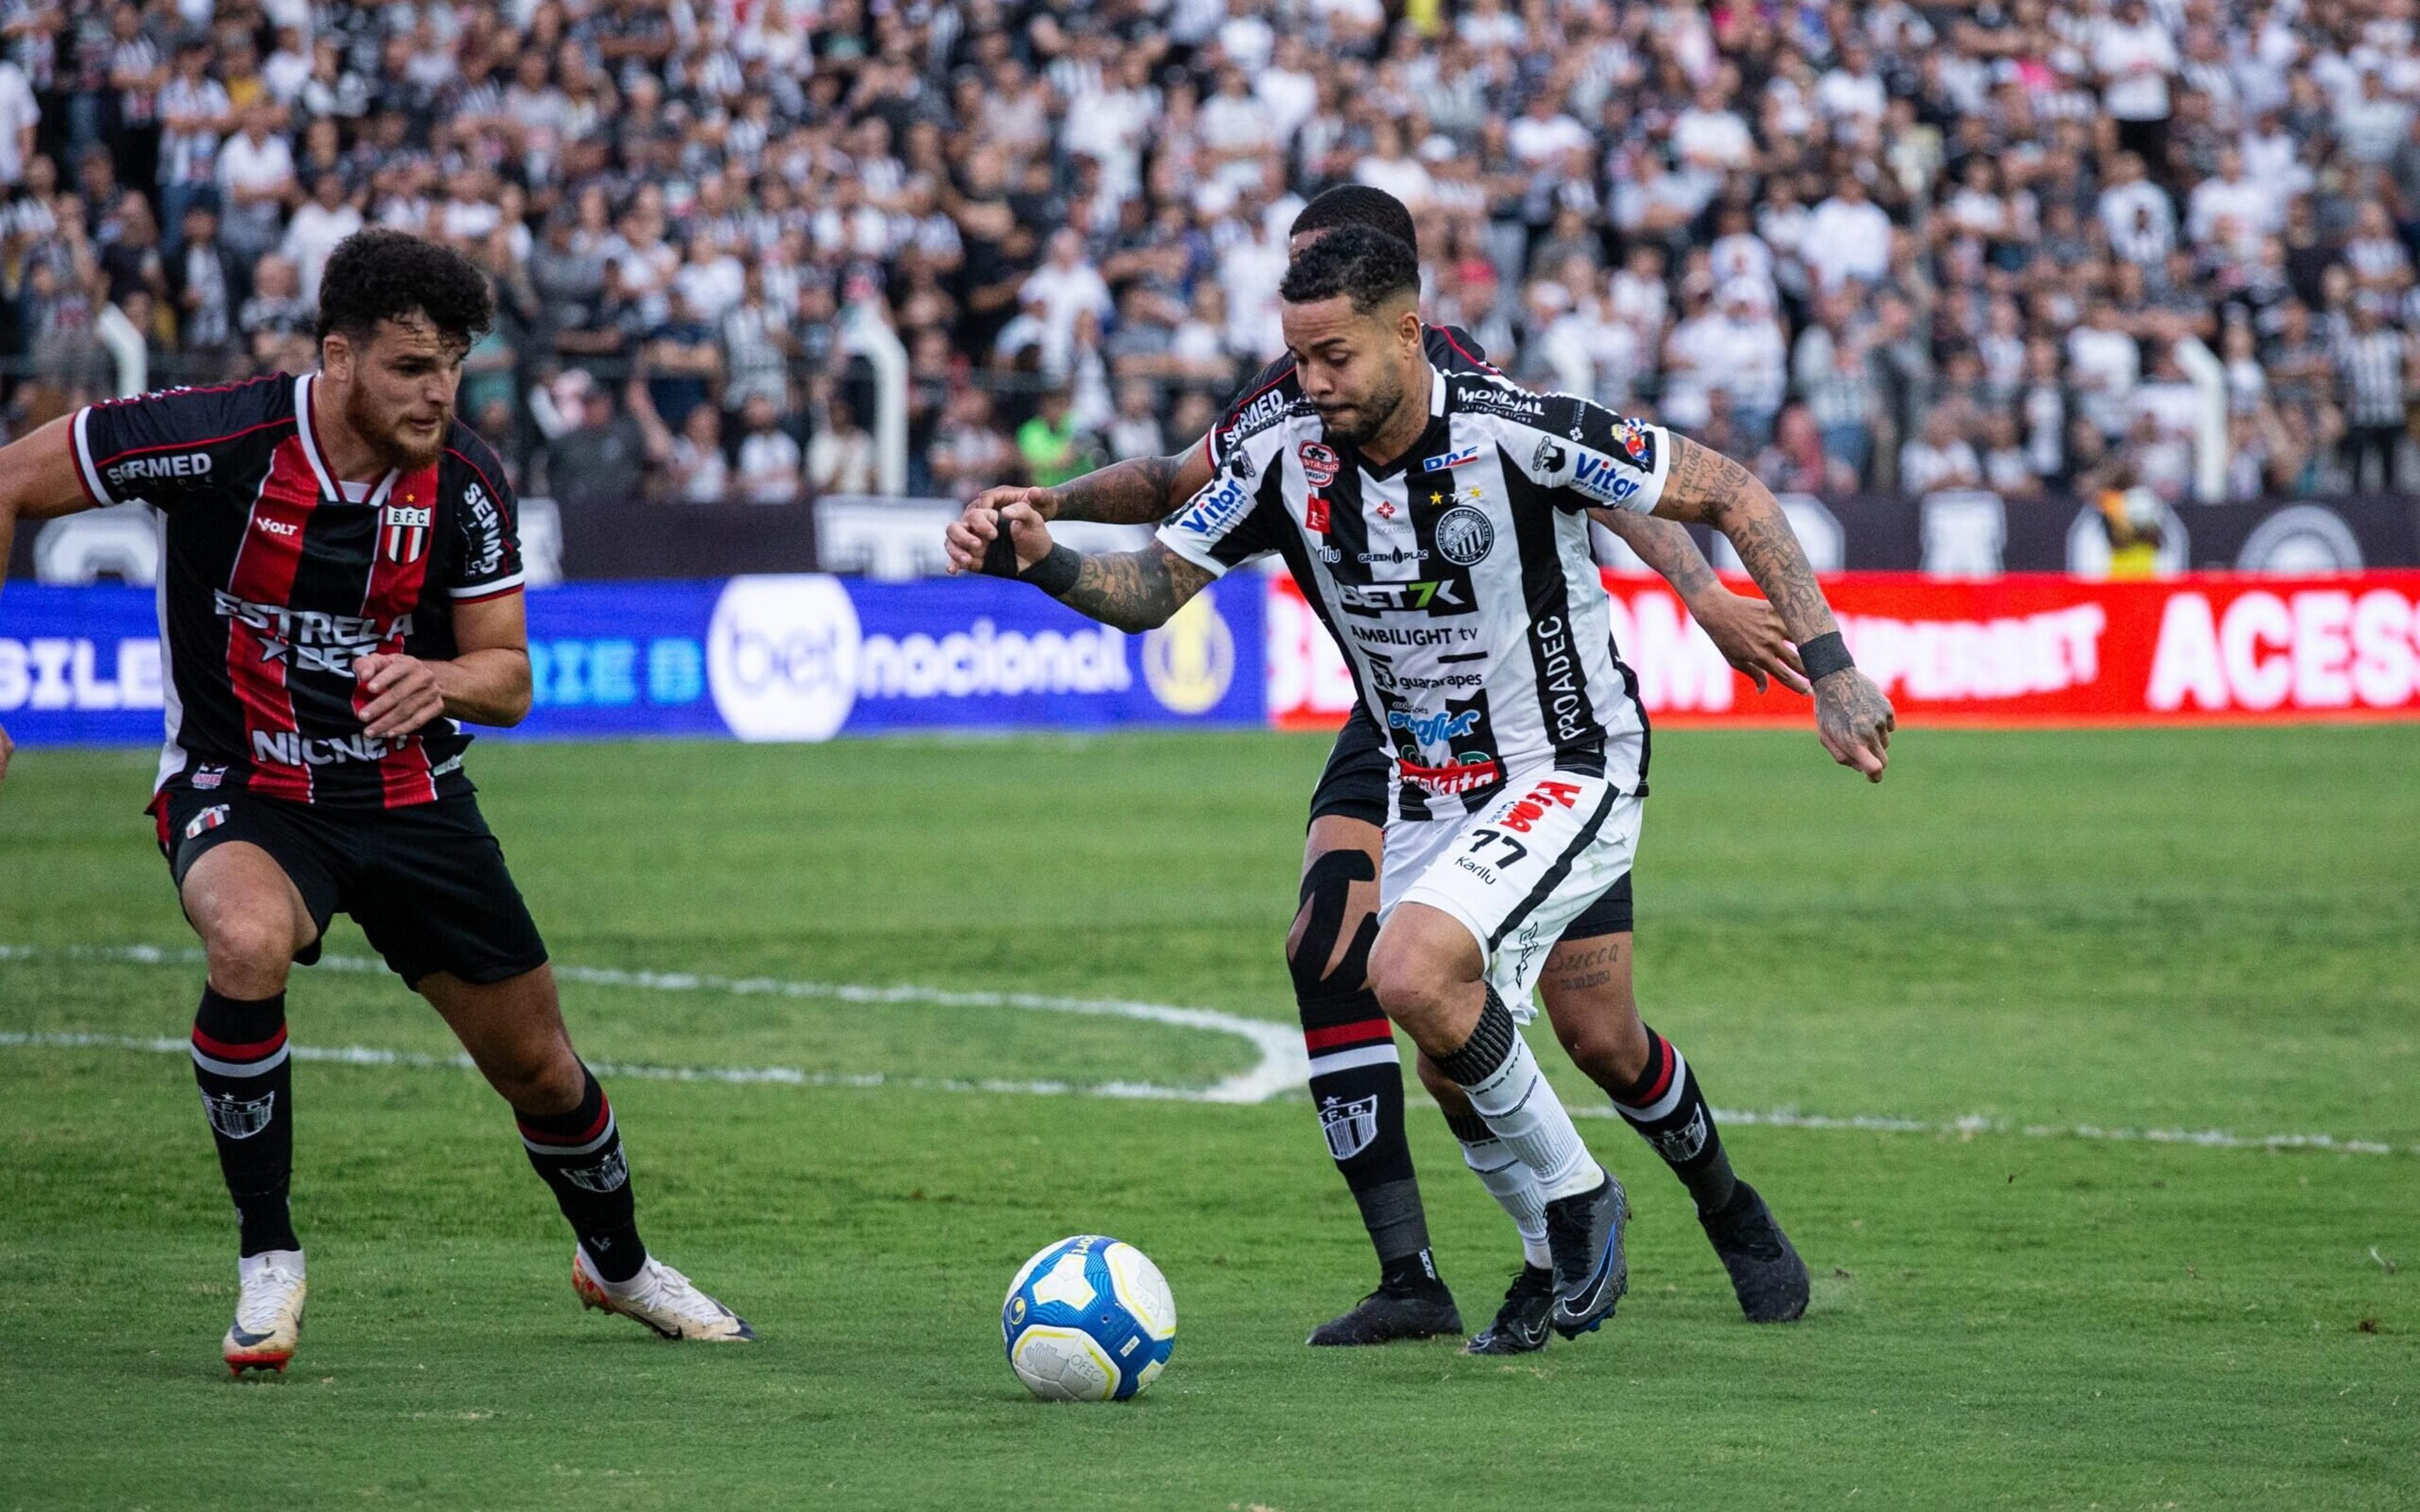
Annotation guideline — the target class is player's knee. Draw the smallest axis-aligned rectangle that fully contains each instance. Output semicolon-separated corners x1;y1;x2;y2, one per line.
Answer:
1556;1016;1647;1087
489;1039;585;1113
1287;849;1378;1006
1366;935;1448;1024
200;914;297;996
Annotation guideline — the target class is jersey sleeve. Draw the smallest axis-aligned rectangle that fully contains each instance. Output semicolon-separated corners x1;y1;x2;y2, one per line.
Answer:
1153;445;1288;578
437;433;526;603
72;381;284;513
1204;354;1296;471
1514;394;1674;515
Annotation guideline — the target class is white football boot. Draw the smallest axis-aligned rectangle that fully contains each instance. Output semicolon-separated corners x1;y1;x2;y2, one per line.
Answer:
572;1248;754;1341
223;1249;307;1375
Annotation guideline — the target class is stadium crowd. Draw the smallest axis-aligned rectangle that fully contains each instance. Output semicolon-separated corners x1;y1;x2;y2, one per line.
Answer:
4;0;2417;512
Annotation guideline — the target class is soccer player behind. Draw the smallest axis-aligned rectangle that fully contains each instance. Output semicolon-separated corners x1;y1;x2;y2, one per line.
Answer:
0;230;749;1370
967;227;1894;1342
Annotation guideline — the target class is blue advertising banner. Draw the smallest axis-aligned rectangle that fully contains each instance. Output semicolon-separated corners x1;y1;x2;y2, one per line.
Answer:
0;574;1265;748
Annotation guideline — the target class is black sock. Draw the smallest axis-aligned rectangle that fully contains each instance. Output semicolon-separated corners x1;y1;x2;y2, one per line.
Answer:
1605;1025;1737;1217
516;1067;645;1283
192;985;301;1257
1292;850;1438;1286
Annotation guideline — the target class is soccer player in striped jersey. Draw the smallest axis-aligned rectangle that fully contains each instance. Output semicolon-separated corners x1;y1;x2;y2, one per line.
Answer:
0;230;749;1370
971;227;1896;1342
953;190;1807;1347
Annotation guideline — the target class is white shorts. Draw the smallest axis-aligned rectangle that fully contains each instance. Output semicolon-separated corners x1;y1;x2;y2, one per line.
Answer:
1380;764;1644;1020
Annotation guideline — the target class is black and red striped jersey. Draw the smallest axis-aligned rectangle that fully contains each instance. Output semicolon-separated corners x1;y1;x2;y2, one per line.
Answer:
72;371;525;810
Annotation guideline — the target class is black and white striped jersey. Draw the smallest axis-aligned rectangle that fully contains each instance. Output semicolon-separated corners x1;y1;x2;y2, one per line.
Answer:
1156;364;1673;818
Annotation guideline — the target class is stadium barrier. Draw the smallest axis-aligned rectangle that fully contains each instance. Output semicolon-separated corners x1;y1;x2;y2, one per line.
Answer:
7;571;2420;748
1268;571;2420;728
0;573;1264;748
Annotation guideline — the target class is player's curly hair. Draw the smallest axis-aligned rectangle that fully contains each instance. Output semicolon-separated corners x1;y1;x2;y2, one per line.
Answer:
1288;184;1420;255
315;228;494;349
1277;224;1420;315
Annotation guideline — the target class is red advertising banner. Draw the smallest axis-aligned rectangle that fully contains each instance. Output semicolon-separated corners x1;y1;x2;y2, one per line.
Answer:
1265;570;2420;728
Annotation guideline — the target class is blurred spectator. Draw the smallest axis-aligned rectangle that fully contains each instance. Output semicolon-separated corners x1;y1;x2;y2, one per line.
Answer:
734;393;803;505
1757;405;1854;496
215;103;291;263
636;396;732;505
282;173;360;306
165;199;241;367
540;370;648;509
1017;387;1098;490
2336;297;2412;489
640;288;721;435
807;396;877;496
236;253;310;367
1899;407;1985;495
14;0;2420;508
931;386;1020;505
1105;379;1167;462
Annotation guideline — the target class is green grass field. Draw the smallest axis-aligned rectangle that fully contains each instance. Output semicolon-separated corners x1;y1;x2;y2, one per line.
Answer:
3;726;2416;1510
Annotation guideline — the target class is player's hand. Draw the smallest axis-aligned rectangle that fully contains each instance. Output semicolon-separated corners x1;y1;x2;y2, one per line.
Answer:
1813;668;1894;782
355;654;446;739
1691;590;1810;695
945;495;1059;576
991;498;1057;573
944;486;1061;576
943;499;1001;575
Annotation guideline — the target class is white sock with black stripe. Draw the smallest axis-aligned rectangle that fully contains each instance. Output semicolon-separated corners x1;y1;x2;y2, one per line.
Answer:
1446;1111;1553;1268
1432;990;1605;1203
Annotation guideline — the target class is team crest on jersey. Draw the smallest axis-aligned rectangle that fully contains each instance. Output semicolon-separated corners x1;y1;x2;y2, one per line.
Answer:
383;498;434;564
183;803;231;840
1435;505;1495;566
1320;1095;1380;1161
192;765;226;791
202;1088;276;1140
1298;442;1341;488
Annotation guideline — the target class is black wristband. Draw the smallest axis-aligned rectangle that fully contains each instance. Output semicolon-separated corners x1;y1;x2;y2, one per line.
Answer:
1799;630;1855;682
978;514;1021;578
1019;543;1081;597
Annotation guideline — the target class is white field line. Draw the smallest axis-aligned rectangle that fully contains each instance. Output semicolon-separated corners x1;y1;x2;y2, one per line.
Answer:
3;944;2410;1156
0;942;1305;1106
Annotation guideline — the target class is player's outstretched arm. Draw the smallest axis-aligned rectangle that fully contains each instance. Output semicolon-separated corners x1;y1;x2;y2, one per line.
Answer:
1651;437;1894;781
1590;508;1809;696
355;592;534;736
945;442;1218;571
0;417;110;791
965;500;1214;633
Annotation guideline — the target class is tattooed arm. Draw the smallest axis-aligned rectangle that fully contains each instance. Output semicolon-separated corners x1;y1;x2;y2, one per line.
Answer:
942;442;1218;572
1040;444;1215;524
1651;436;1896;780
972;499;1216;633
1591;508;1809;695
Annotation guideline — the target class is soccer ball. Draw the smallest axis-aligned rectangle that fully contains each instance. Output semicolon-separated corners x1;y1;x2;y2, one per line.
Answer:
1001;1235;1176;1401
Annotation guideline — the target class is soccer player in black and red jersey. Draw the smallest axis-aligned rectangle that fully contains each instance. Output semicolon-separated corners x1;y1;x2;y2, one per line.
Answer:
0;230;750;1370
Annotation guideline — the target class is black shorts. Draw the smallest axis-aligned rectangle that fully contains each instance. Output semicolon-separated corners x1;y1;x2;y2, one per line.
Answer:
1306;707;1635;940
152;787;550;990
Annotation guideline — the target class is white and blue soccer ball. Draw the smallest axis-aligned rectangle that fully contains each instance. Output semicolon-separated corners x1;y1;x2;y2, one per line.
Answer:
1001;1235;1176;1402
